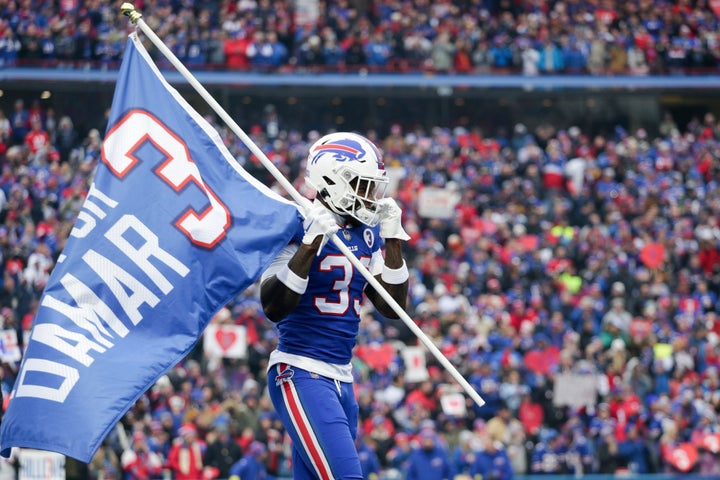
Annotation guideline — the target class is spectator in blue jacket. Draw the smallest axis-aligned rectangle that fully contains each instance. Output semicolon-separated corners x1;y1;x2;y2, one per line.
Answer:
229;441;272;480
531;429;568;474
386;432;413;472
470;438;514;480
537;40;564;73
365;31;392;67
357;436;382;480
451;430;478;475
405;429;454;480
618;423;650;474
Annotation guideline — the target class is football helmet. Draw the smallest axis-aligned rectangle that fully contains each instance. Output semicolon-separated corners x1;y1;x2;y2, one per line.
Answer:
305;132;389;227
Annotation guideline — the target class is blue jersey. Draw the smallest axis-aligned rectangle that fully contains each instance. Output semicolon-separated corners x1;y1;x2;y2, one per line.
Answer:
264;220;383;367
470;448;514;480
405;446;455;480
229;457;271;480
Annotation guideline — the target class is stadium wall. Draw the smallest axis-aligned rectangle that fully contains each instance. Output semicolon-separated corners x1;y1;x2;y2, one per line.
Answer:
2;69;720;137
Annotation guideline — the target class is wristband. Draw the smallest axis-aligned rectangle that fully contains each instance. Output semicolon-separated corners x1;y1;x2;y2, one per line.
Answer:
381;260;409;284
276;264;308;295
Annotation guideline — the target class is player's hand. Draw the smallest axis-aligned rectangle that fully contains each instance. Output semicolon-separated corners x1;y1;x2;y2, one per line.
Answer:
377;198;410;241
302;204;339;254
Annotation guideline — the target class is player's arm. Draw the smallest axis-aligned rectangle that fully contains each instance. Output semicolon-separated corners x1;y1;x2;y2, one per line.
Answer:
365;199;410;318
261;204;338;322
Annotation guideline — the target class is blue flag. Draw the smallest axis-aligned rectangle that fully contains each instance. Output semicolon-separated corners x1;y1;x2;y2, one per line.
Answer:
0;33;300;462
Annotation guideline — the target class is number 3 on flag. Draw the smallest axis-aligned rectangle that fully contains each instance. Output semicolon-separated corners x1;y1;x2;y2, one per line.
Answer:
102;109;231;248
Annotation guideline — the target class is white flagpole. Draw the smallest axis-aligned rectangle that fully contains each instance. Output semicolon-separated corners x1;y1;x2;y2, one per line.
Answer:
120;3;484;408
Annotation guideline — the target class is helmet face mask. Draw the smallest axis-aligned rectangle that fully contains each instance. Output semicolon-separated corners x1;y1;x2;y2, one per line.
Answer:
305;132;389;227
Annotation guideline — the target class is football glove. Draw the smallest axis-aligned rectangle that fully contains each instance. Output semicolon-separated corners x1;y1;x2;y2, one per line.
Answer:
377;198;410;241
302;204;339;253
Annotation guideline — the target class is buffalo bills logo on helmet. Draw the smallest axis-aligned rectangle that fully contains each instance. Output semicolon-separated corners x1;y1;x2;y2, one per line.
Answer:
368;142;385;171
275;366;295;386
310;138;368;164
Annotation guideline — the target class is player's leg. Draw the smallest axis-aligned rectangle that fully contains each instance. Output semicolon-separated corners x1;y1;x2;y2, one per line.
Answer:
268;363;363;480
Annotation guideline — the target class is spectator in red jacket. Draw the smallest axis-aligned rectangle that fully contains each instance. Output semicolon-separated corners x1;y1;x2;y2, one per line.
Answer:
167;424;204;480
24;118;50;157
121;432;163;480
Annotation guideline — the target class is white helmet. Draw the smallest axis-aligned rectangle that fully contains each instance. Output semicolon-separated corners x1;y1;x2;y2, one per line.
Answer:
305;132;389;227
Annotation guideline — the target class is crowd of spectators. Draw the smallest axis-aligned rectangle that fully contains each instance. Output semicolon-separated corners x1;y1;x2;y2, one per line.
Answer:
2;0;720;75
0;89;719;480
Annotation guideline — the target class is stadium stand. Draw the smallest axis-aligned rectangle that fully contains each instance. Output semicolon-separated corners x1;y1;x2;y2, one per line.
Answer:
1;1;720;479
0;93;719;478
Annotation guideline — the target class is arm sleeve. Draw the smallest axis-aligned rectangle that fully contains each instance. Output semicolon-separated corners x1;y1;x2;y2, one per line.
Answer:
260;244;298;283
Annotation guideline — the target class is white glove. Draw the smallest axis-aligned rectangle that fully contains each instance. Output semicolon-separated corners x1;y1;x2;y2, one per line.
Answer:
377;198;410;241
302;204;339;253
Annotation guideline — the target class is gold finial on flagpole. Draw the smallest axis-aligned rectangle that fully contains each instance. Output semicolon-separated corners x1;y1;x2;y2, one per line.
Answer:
120;3;143;23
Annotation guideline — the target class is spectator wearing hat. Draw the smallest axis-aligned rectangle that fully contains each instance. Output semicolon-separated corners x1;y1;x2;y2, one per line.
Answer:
570;296;602;337
405;429;454;480
670;388;699;439
386;432;412;472
531;429;568;474
404;379;437;413
470;437;513;480
229;441;270;480
357;435;382;480
204;421;243;479
618;423;650;473
603;298;632;335
164;394;187;435
469;362;501;420
167;423;204;480
563;418;594;476
362;413;395;463
451;430;478;476
121;432;163;480
147;420;171;461
149;375;173;412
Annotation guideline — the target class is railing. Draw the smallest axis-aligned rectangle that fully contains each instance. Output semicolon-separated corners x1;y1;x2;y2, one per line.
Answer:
5;57;720;77
227;474;720;480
